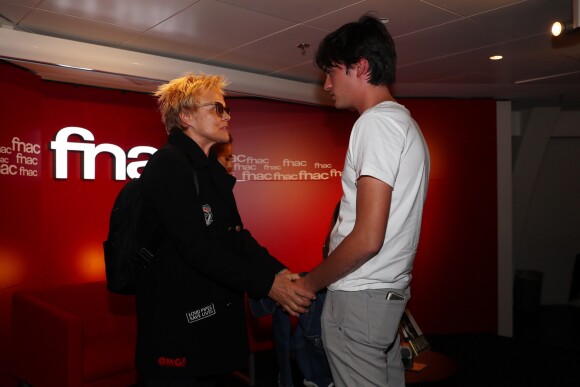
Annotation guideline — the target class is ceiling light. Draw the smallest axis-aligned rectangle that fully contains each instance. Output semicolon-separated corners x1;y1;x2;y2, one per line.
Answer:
551;20;572;36
490;55;503;61
551;21;564;36
551;0;579;36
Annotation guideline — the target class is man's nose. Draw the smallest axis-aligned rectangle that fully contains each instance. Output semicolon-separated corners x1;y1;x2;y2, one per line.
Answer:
323;75;332;91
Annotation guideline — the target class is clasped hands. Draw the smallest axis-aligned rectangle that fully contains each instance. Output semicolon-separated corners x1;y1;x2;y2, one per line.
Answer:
268;269;315;317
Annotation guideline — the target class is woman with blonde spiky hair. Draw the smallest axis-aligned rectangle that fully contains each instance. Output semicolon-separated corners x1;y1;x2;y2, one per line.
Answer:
135;73;314;386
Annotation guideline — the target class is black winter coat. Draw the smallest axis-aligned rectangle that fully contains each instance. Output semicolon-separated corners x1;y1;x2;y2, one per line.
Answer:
135;131;284;379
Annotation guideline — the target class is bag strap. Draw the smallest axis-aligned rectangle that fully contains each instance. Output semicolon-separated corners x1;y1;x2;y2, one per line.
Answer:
134;145;199;269
166;142;199;196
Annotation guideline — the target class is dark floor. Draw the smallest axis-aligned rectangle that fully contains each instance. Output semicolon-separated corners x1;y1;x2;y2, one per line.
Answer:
224;305;580;387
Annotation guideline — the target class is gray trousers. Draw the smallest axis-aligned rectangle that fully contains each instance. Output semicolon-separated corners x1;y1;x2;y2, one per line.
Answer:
321;288;408;387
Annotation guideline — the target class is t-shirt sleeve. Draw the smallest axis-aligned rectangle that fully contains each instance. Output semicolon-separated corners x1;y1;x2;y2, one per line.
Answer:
350;111;406;189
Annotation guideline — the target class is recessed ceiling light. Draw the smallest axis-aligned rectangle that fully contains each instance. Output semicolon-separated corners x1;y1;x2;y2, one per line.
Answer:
489;55;503;61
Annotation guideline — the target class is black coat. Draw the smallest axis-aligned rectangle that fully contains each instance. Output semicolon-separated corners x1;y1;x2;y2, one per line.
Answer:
135;131;284;378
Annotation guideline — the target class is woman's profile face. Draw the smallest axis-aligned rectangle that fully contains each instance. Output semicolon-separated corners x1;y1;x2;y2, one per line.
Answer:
180;88;231;154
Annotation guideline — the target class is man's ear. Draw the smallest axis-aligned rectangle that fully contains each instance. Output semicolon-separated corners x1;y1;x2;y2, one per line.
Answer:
355;58;370;79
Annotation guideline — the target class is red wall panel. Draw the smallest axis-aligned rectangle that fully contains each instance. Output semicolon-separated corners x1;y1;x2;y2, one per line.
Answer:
407;98;498;333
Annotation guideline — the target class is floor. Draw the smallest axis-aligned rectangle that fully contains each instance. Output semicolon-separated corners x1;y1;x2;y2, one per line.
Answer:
224;305;580;387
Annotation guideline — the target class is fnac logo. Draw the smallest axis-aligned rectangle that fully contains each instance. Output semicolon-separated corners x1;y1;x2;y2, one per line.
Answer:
50;126;157;180
158;356;187;368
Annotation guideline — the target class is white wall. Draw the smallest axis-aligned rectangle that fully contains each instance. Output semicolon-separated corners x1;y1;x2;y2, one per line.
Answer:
512;107;580;305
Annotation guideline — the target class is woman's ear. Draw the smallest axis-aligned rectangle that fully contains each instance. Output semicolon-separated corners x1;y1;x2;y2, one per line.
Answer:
178;110;191;128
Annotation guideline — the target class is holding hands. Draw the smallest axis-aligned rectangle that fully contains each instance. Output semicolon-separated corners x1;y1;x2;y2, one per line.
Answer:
268;270;315;316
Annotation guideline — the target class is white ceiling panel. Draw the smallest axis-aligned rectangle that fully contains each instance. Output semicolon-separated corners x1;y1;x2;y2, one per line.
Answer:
211;48;302;78
422;0;526;17
35;0;197;31
472;0;571;37
566;49;580;61
215;0;362;23
150;1;294;49
395;18;514;66
512;54;580;83
304;0;462;36
0;2;33;23
19;9;143;47
0;0;40;8
214;25;328;66
126;31;230;62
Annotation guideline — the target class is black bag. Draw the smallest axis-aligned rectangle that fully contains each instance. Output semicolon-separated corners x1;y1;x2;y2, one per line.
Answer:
103;162;199;294
103;178;152;294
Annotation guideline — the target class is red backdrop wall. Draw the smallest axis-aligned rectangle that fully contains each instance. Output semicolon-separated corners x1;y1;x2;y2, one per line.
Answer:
0;61;497;384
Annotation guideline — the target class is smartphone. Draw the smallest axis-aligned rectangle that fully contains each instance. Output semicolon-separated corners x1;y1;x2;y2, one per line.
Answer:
386;291;405;301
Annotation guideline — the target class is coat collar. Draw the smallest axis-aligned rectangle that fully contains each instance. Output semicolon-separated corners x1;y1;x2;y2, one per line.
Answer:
168;131;209;170
168;131;239;216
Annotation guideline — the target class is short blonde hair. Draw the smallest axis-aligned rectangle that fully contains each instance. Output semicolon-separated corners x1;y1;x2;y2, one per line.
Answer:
154;73;228;134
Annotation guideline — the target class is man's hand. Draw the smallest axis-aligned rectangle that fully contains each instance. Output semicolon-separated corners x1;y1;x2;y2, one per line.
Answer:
268;272;315;316
293;275;316;294
277;268;300;282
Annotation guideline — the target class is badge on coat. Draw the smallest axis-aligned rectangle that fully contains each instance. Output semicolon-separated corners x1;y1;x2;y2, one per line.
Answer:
186;303;216;323
202;204;213;226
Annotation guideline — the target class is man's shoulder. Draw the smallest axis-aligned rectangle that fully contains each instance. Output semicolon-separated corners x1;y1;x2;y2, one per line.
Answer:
367;101;409;117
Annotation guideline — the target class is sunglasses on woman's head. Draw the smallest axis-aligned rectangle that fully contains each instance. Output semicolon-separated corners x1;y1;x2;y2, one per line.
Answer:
196;102;231;117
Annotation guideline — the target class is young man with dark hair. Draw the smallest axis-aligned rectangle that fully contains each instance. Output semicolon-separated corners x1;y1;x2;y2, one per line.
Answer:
295;15;430;387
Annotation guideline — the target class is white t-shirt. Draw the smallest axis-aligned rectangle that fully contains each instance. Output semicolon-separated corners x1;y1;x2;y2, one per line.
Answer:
328;101;430;292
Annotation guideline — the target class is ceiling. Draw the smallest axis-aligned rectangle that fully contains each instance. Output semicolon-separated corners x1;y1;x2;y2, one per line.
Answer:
1;0;579;107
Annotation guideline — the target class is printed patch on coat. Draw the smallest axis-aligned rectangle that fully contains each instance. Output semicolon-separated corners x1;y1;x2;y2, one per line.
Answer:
202;204;213;226
158;356;186;368
186;303;216;323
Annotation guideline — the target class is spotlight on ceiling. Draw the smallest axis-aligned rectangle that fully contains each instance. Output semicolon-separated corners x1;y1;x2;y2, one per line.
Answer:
551;0;579;36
